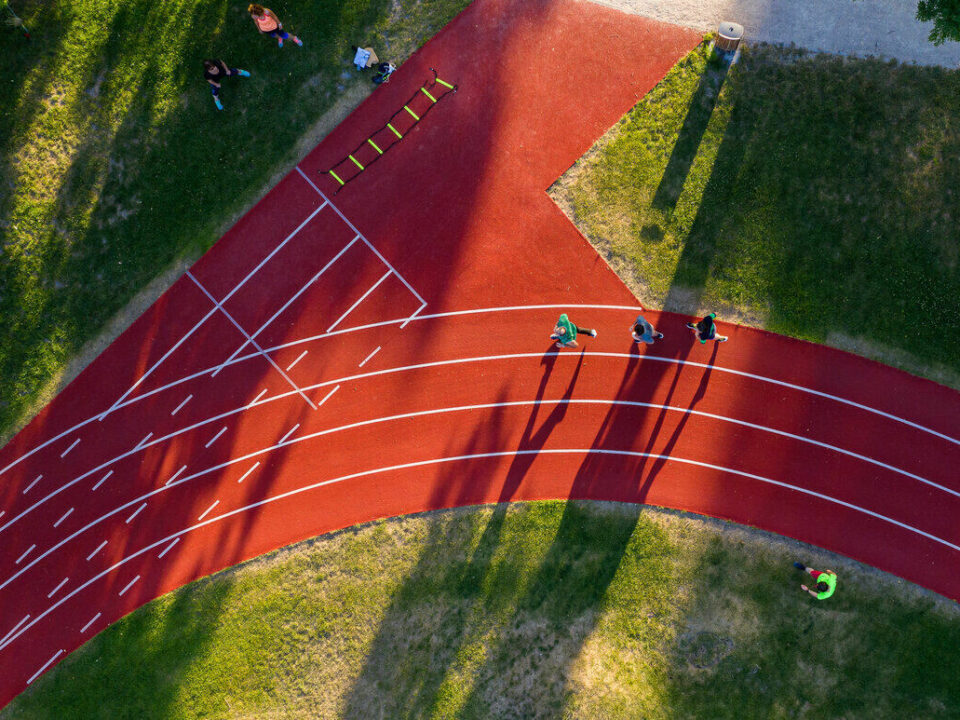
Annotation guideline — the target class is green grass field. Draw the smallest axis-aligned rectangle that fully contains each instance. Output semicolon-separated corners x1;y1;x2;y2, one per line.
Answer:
551;39;960;388
0;0;471;443
3;502;959;719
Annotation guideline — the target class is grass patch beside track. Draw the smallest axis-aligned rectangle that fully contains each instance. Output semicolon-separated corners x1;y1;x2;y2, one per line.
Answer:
0;0;470;443
4;501;960;718
550;40;960;388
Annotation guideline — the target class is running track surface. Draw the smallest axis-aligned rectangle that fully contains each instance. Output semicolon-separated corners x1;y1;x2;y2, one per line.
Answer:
1;0;959;706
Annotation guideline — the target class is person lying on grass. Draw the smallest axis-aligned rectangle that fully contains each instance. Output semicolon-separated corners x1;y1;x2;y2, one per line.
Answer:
203;60;251;110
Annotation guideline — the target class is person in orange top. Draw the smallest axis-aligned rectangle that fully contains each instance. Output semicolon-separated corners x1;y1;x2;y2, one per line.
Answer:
247;4;302;48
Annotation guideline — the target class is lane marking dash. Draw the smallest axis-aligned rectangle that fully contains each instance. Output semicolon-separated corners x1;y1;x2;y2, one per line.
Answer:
279;424;300;444
15;545;36;565
158;538;179;559
125;503;147;524
27;649;63;685
81;612;101;634
317;385;340;408
22;475;42;495
60;438;80;458
86;540;108;561
0;615;29;646
237;462;260;484
286;350;308;372
134;432;153;450
53;508;74;528
198;500;220;521
46;577;68;599
118;575;140;597
205;426;227;449
171;394;193;416
92;470;113;491
358;346;381;368
165;465;187;486
248;389;268;408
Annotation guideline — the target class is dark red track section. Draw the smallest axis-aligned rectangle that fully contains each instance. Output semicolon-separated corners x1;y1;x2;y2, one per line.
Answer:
1;0;958;706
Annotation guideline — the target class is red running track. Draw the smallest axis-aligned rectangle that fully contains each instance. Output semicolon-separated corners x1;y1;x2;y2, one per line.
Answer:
1;0;959;706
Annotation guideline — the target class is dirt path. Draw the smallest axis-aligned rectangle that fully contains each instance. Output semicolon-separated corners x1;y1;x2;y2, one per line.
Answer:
591;0;960;66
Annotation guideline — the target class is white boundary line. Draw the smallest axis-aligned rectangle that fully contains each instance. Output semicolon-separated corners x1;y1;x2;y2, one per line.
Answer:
211;234;361;378
2;395;955;598
4;445;959;655
326;271;391;333
187;271;317;410
3;352;957;550
7;301;952;484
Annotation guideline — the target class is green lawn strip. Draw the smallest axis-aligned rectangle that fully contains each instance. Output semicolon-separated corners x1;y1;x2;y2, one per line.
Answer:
551;40;960;388
4;501;959;718
0;0;471;443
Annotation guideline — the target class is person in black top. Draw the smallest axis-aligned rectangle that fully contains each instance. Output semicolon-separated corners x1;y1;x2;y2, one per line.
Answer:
203;60;251;110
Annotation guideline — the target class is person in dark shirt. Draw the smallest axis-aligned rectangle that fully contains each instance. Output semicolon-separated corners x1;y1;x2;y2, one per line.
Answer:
203;59;251;110
686;312;728;344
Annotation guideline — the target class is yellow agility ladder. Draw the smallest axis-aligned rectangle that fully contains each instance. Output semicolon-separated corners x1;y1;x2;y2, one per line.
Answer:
322;68;457;193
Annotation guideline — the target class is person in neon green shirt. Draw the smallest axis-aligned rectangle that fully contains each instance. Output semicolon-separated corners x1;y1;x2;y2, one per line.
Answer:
794;561;837;599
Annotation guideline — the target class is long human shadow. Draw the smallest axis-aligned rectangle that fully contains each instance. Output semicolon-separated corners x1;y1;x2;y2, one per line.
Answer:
652;60;731;212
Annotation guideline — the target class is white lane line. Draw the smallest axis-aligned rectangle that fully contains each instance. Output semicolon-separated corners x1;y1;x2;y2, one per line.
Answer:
0;615;29;646
86;540;108;561
400;302;427;329
60;438;80;458
7;391;955;598
80;612;101;634
15;545;36;565
125;503;147;524
165;465;188;486
237;462;260;484
27;649;63;685
14;299;951;483
278;424;300;445
304;177;428;306
171;394;193;416
316;385;340;408
53;508;74;528
101;202;327;421
212;234;360;377
46;577;68;599
187;271;317;410
326;270;391;333
286;351;308;372
100;305;219;421
92;470;113;491
134;432;153;450
358;346;381;368
198;500;220;521
205;426;228;449
0;511;4;521
22;475;42;495
157;538;179;559
7;442;958;655
248;389;269;408
118;575;140;597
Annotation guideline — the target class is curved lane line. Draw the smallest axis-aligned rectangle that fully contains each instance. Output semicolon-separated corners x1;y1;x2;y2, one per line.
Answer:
1;397;955;594
3;446;958;655
5;302;955;482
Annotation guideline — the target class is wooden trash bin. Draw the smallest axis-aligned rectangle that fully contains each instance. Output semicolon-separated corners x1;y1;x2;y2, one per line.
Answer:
715;22;744;53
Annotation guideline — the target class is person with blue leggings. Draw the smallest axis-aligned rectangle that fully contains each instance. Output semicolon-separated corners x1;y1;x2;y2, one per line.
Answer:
203;60;251;111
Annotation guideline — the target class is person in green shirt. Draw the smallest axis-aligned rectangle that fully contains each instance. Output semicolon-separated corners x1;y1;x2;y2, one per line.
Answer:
550;313;597;349
794;561;837;600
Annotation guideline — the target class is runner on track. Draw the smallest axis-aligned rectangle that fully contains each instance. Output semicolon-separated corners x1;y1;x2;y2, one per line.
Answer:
551;313;597;349
794;561;837;600
686;312;728;344
248;4;303;48
631;312;664;344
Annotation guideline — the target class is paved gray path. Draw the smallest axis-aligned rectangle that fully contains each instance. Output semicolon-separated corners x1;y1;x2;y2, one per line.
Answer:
592;0;960;66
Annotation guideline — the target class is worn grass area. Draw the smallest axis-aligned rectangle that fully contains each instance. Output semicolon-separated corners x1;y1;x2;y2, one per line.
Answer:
550;40;960;388
4;501;959;719
0;0;471;443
